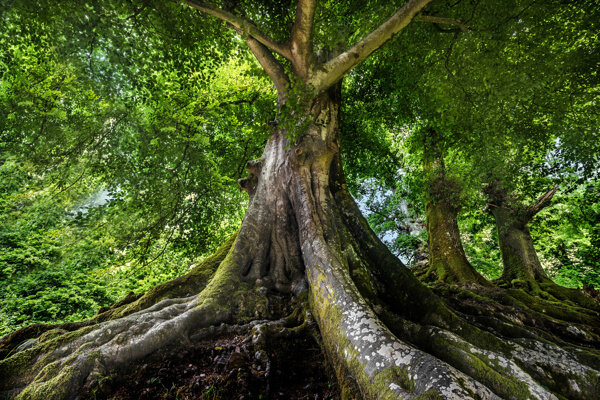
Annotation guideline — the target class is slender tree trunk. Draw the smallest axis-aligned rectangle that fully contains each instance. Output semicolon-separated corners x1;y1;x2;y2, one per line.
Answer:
423;130;488;285
426;199;489;285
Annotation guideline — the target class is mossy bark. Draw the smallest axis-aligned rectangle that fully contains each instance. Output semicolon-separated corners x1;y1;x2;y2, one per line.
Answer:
425;199;489;285
485;182;555;289
492;206;550;285
422;129;488;285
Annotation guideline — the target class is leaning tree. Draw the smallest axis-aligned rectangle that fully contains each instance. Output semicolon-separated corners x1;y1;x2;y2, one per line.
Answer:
1;0;599;399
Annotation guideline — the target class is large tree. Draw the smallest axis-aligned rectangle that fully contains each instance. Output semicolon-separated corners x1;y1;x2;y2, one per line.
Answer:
1;1;599;399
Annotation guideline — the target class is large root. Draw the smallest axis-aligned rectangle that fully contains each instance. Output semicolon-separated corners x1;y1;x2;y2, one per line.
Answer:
0;233;238;361
83;297;338;400
0;239;281;400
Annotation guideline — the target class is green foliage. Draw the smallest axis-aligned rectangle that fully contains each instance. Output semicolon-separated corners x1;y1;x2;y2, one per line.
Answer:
340;0;599;287
278;80;315;144
530;181;600;288
0;160;111;334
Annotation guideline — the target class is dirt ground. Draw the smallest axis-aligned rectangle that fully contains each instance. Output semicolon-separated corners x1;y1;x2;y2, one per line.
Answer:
85;325;340;400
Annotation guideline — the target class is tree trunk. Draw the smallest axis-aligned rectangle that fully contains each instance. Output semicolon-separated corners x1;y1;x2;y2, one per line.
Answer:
425;199;490;285
422;131;488;285
2;92;600;400
490;205;551;285
485;182;554;288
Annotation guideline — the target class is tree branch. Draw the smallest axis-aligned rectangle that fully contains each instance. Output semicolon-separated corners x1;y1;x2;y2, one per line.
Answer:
416;15;468;32
526;185;558;219
182;0;291;60
237;28;290;99
290;0;317;78
309;0;433;92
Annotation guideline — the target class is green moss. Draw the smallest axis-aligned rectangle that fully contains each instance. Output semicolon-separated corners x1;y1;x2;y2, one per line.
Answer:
414;390;444;400
102;232;238;322
0;324;97;396
422;331;531;400
373;366;414;393
510;279;529;289
38;329;67;343
15;365;77;400
307;267;429;400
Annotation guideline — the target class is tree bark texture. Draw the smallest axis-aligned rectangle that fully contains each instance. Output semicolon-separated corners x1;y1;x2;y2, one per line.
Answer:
491;206;550;284
485;182;552;286
425;196;489;285
1;1;599;397
423;133;488;285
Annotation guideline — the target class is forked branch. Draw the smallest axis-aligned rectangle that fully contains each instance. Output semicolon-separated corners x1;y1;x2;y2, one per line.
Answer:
237;29;291;98
309;0;433;92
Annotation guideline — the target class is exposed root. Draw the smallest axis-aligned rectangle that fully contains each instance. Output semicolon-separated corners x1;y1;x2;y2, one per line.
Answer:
0;233;237;361
430;282;600;346
82;306;338;400
382;280;600;399
0;236;284;400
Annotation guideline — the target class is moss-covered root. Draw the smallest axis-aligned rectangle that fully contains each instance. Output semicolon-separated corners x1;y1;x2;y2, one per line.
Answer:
305;260;498;399
401;321;600;400
0;245;270;400
0;233;238;362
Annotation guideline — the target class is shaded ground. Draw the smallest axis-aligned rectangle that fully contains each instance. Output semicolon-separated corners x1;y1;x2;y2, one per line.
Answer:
85;324;340;400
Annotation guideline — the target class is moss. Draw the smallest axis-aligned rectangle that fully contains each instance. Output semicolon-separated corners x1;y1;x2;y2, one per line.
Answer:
307;267;433;400
418;329;531;400
101;232;238;322
0;324;97;395
373;366;414;393
37;329;67;343
350;265;379;302
510;279;529;289
505;288;599;328
15;365;77;400
414;390;444;400
195;251;263;318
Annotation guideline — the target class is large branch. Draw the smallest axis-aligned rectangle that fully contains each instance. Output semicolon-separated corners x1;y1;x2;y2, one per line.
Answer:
183;0;291;60
309;0;433;92
238;29;290;99
290;0;317;78
525;185;558;220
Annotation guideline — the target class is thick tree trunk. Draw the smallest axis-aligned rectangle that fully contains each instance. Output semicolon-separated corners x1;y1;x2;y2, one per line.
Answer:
236;89;498;398
485;182;553;287
491;205;550;285
422;132;488;285
2;92;600;400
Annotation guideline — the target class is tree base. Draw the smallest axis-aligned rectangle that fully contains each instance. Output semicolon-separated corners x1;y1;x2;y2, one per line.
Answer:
82;302;340;400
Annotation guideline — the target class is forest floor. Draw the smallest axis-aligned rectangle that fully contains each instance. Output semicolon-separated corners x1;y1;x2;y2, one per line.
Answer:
85;326;340;400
